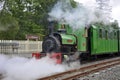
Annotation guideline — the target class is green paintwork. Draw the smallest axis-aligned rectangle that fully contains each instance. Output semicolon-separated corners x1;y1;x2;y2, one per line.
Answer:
60;34;76;45
57;22;119;54
57;24;87;51
65;24;87;51
119;30;120;51
90;25;118;55
73;28;87;52
90;25;97;54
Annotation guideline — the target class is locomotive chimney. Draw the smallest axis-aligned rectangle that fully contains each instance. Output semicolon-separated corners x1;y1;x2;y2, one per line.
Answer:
48;21;54;35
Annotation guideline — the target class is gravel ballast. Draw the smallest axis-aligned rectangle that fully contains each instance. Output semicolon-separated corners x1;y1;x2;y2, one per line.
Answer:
79;65;120;80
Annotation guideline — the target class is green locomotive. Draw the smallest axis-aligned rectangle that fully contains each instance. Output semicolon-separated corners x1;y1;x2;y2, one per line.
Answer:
42;22;120;62
32;0;120;63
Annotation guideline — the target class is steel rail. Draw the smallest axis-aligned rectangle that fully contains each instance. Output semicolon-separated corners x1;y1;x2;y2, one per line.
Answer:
38;57;120;80
62;61;120;80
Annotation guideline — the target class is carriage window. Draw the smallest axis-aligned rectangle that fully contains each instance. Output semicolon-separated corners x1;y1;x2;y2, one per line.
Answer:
99;29;102;38
102;30;105;39
114;31;117;39
108;32;112;39
110;32;113;39
105;30;108;39
119;31;120;39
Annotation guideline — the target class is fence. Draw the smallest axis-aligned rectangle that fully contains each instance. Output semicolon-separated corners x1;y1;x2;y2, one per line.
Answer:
0;40;42;57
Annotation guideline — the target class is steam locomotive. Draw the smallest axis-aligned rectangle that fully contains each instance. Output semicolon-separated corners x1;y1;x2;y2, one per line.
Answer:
33;21;120;63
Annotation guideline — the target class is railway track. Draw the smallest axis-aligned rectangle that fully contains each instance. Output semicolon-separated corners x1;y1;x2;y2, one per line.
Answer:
38;57;120;80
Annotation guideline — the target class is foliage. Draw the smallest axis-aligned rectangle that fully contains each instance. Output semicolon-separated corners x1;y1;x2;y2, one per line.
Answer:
93;20;119;30
70;0;77;8
111;20;119;29
0;0;57;40
0;11;19;40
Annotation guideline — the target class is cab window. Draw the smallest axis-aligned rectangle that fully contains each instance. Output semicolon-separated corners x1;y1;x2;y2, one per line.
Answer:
61;24;65;29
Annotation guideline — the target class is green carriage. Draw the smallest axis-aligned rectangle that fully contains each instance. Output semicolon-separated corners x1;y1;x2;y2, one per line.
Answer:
90;24;118;55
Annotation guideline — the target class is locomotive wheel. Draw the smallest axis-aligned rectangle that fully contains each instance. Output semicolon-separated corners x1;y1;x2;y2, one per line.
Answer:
42;36;60;53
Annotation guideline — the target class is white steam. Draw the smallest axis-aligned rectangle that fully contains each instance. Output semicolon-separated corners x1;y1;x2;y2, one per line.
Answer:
0;54;66;80
48;0;109;29
74;0;96;7
0;54;8;74
111;0;120;26
75;0;120;26
0;1;4;11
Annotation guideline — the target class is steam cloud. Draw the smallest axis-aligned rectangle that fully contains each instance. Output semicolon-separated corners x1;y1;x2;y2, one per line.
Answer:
0;54;65;80
48;0;109;29
0;1;4;11
111;0;120;26
0;54;80;80
0;0;120;80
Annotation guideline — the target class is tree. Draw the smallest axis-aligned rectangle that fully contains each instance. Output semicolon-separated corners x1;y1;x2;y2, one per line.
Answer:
0;11;19;40
0;0;57;40
111;20;119;29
